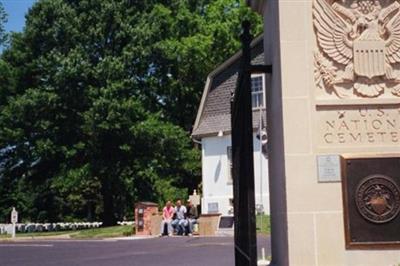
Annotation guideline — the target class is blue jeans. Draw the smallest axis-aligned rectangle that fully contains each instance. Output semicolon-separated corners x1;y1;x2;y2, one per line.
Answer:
187;218;197;234
172;219;187;235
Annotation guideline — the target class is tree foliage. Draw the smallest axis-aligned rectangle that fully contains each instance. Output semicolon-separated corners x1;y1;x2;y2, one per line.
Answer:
0;0;261;224
0;2;7;46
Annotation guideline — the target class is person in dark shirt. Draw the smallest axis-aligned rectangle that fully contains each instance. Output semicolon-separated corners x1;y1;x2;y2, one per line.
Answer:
185;199;198;236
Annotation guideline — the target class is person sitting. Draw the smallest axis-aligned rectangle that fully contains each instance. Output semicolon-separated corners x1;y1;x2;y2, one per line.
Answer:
171;199;187;235
160;200;174;236
185;199;198;236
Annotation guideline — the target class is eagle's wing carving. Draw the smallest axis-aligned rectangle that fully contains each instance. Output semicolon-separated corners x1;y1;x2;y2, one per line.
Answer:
385;9;400;64
313;0;353;65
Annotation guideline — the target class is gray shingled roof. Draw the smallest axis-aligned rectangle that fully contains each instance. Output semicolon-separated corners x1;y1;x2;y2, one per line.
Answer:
192;36;266;138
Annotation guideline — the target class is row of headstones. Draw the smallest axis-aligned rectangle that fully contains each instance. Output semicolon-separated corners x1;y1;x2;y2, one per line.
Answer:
0;222;103;234
0;221;135;235
117;221;135;226
0;220;136;235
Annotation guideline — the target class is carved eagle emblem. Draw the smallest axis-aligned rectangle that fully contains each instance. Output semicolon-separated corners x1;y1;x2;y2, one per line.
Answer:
313;0;400;98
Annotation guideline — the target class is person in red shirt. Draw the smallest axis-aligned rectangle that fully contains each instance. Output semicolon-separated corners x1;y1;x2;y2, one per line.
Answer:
160;200;174;236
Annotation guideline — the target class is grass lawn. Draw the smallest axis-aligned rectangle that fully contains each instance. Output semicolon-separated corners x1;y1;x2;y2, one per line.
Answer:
0;230;75;239
0;225;134;240
71;225;134;239
256;215;270;235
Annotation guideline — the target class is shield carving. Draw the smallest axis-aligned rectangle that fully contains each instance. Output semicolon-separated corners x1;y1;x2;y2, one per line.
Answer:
354;38;386;79
370;195;388;215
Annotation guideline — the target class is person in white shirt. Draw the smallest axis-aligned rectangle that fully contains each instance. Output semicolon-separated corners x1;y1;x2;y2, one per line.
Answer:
171;199;187;235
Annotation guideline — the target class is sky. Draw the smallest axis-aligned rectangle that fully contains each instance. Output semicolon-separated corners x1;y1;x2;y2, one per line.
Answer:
2;0;36;33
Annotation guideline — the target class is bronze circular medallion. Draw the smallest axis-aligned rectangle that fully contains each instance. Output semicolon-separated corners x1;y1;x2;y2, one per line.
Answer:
355;174;400;224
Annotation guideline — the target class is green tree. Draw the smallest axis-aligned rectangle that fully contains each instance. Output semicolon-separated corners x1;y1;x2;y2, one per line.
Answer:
0;2;8;46
0;0;261;224
132;0;262;130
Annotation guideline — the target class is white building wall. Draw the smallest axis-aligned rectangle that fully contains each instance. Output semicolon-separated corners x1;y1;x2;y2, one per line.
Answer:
201;134;269;215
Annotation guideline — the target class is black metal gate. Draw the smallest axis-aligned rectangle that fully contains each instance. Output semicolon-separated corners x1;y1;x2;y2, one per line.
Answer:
231;21;272;266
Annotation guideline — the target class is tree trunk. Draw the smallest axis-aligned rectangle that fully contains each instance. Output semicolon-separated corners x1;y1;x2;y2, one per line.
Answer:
101;180;117;226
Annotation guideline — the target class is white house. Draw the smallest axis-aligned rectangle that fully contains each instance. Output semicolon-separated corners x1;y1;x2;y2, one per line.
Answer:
192;36;269;216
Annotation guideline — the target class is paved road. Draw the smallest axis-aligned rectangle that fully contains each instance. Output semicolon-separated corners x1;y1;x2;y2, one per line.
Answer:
0;236;271;266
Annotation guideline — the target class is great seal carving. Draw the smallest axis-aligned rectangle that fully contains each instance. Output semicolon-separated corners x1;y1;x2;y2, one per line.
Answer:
313;0;400;98
355;174;400;223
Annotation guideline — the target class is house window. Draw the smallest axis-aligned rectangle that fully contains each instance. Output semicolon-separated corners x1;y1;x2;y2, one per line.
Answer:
227;146;233;184
208;202;219;214
251;74;265;109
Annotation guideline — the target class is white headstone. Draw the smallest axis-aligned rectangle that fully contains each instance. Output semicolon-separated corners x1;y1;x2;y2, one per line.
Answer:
11;207;18;224
10;207;18;238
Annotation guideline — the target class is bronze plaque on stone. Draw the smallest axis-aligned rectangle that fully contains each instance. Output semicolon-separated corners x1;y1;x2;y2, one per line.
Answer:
342;156;400;249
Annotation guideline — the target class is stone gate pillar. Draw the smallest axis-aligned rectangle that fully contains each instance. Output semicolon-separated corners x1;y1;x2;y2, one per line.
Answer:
248;0;400;265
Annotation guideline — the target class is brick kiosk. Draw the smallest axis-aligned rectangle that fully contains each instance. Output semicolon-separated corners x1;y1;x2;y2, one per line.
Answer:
197;213;221;236
134;202;159;235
